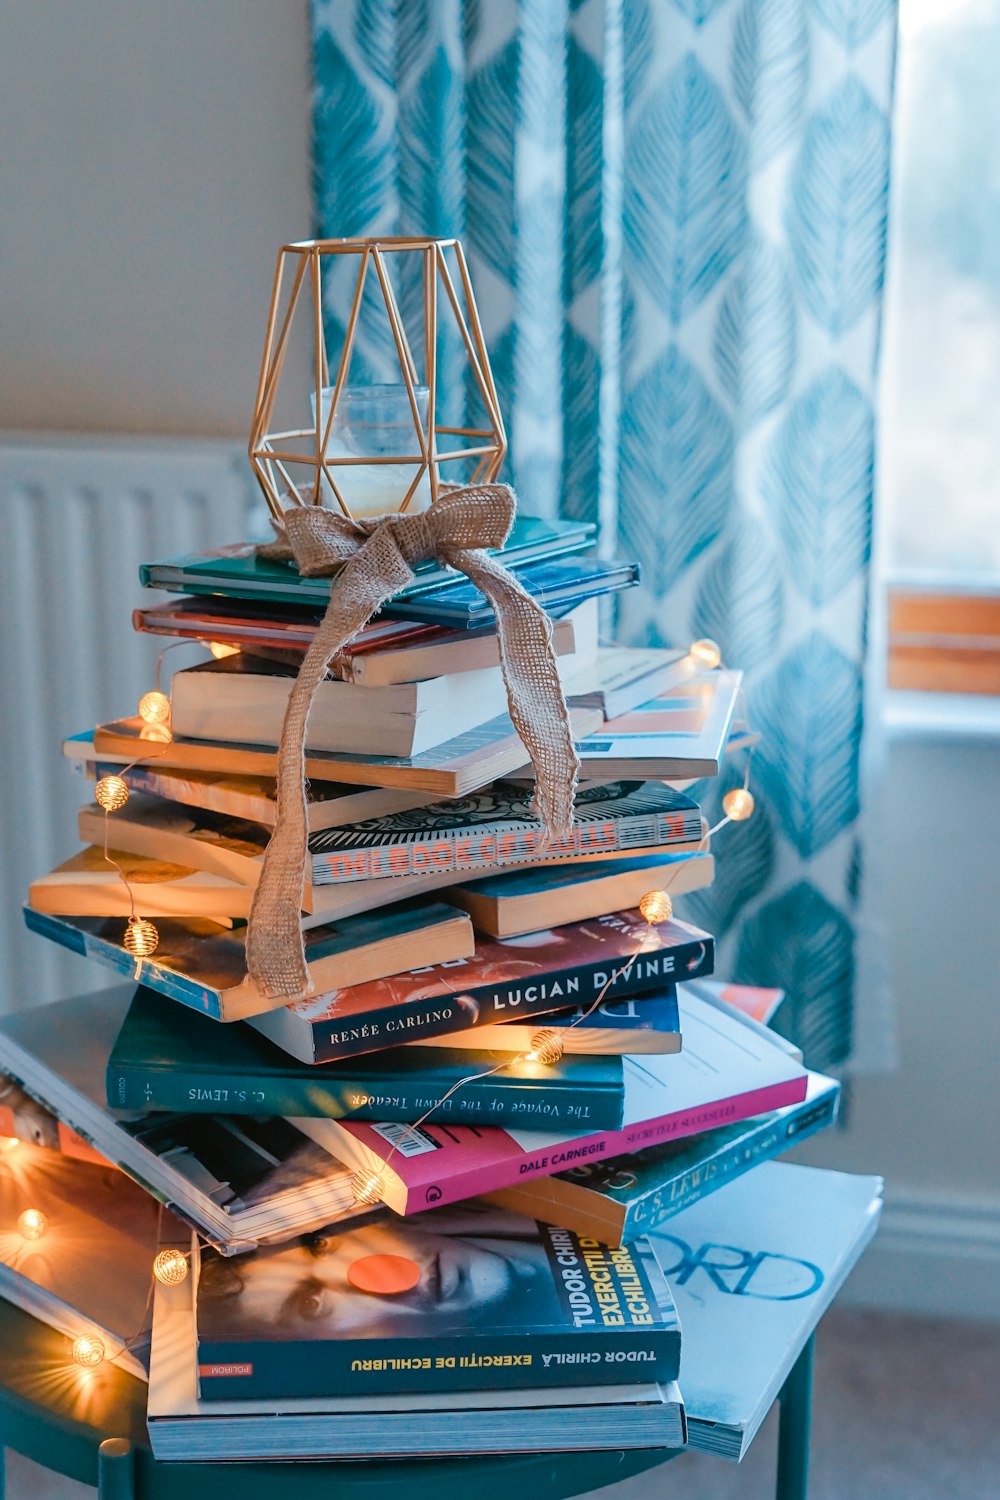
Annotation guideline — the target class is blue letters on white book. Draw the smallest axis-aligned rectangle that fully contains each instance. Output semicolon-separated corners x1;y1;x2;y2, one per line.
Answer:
651;1162;882;1460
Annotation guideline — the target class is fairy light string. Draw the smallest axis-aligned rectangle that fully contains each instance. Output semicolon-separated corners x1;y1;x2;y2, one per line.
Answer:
4;653;754;1367
95;642;221;975
92;635;755;1212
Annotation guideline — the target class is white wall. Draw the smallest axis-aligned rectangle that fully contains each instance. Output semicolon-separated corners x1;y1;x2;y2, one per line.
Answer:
797;726;1000;1318
0;1;312;436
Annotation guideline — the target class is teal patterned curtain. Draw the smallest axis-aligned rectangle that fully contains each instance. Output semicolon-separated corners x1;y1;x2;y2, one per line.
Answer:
310;0;898;1070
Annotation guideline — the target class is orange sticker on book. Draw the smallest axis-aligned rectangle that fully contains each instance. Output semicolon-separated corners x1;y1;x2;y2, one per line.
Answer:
347;1254;421;1295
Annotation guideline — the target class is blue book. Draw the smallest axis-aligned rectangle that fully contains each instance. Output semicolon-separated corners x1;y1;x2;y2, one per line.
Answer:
107;987;627;1130
411;987;682;1056
138;514;597;607
386;556;639;627
653;1162;882;1459
487;1072;839;1243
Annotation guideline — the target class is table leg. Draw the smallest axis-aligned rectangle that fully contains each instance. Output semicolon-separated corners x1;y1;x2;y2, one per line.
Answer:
775;1333;814;1500
98;1439;135;1500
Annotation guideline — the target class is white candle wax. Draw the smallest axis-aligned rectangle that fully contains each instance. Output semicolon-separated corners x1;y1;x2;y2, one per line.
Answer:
312;384;433;516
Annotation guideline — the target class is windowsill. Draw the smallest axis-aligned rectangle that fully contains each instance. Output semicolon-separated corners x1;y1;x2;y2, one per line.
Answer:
884;690;1000;743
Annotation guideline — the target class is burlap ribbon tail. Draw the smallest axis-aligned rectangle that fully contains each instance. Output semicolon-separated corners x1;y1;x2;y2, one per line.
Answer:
245;485;580;1000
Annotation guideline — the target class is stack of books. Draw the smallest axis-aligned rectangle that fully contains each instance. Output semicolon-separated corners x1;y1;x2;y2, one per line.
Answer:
2;515;880;1464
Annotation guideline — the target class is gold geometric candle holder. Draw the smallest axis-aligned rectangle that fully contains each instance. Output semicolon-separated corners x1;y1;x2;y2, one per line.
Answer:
248;236;507;523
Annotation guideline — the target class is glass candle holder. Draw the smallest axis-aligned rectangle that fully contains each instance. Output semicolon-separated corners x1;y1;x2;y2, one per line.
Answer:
311;383;433;517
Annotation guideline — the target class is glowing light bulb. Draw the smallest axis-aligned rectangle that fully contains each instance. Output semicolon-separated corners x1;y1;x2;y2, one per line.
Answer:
153;1248;189;1286
209;641;240;659
17;1208;47;1240
138;690;170;726
94;775;130;812
124;918;159;976
72;1335;106;1369
351;1167;386;1208
124;917;159;959
722;788;755;822
524;1028;564;1066
689;638;722;670
639;889;674;925
0;1135;19;1154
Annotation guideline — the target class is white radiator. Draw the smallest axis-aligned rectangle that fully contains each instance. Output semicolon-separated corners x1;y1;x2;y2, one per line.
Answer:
0;435;261;1013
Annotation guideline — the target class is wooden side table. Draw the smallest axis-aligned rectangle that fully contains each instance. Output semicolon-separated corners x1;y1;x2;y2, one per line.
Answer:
0;1296;815;1500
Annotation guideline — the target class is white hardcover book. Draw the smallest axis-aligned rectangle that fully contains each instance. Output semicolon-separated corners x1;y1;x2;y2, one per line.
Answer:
577;670;743;780
169;654;513;758
654;1162;882;1460
348;595;600;685
565;645;698;720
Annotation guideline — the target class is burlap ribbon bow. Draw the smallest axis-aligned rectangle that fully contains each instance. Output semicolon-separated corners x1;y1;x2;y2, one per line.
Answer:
245;484;580;1000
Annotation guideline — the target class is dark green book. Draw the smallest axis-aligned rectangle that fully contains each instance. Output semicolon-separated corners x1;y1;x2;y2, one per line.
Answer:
139;515;596;608
194;1203;680;1401
107;988;626;1129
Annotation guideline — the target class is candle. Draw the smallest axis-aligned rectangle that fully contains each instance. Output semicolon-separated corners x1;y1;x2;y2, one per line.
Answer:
311;384;433;517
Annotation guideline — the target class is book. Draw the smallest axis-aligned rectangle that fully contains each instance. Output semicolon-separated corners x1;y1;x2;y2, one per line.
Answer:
305;779;704;885
74;794;705;921
131;595;592;685
0;1146;164;1378
147;1250;686;1459
683;977;784;1026
23;901;474;1024
565;646;698;721
0;1072;109;1165
89;703;603;797
576;670;743;780
486;1071;840;1245
383;557;640;628
168;653;514;758
28;847;246;924
446;850;715;938
652;1162;882;1459
66;734;437;830
295;989;810;1216
139;515;597;608
134;595;443;654
106;988;628;1130
0;986;371;1254
407;989;683;1057
247;910;716;1064
62;810;521;929
193;1204;681;1401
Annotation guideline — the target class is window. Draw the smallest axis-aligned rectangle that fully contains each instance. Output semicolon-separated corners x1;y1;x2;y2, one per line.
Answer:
882;0;1000;691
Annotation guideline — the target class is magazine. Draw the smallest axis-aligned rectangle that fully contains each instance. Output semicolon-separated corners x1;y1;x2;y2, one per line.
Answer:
0;987;367;1254
0;1145;164;1379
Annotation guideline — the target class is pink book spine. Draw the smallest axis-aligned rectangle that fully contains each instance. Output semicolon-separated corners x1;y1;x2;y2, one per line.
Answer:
346;1075;809;1215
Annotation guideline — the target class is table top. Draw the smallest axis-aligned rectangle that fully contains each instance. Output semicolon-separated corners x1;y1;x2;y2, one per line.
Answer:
0;1298;679;1500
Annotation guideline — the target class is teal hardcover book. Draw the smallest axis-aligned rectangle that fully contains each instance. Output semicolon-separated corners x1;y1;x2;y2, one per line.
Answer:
194;1203;680;1402
140;515;596;607
107;988;626;1129
489;1071;840;1244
